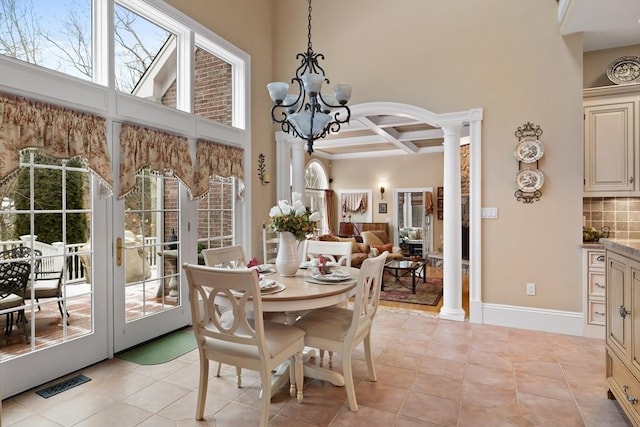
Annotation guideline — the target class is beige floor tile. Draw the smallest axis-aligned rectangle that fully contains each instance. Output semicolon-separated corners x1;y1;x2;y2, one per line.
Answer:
1;307;635;427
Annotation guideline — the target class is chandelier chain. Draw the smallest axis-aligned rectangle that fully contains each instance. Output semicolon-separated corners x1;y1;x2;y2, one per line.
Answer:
307;0;313;52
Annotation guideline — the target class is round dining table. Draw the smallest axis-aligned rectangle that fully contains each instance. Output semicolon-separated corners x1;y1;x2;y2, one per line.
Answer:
257;266;359;314
215;265;360;389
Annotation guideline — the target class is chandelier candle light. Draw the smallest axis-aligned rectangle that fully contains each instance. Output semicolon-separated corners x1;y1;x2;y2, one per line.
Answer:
267;0;352;154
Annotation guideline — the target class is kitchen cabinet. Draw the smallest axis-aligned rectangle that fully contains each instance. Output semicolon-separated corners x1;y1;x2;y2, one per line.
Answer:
584;84;640;196
604;241;640;426
583;247;605;338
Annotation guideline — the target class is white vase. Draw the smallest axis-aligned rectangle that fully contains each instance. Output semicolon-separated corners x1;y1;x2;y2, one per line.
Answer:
276;231;300;277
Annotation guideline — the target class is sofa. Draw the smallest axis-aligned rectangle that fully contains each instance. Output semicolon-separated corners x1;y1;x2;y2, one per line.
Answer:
361;230;404;261
316;233;371;267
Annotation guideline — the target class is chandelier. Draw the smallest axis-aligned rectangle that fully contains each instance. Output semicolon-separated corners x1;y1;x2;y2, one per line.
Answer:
267;0;352;154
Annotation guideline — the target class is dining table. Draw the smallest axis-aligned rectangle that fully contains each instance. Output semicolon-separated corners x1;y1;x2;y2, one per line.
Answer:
214;265;360;391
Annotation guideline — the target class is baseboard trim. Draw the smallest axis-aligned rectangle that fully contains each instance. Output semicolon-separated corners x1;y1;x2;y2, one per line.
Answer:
481;303;584;336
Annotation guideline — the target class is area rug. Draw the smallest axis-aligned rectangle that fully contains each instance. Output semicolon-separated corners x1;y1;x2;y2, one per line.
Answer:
380;273;443;306
116;329;197;365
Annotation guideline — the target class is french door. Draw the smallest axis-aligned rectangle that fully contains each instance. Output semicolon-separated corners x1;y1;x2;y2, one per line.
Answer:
111;123;191;353
0;155;109;399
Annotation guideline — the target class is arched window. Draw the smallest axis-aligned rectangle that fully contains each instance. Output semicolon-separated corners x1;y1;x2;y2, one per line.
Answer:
304;161;329;234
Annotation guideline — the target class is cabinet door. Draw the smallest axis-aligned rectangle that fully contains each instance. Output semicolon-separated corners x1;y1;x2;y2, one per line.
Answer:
584;100;635;193
632;260;640;375
607;251;631;362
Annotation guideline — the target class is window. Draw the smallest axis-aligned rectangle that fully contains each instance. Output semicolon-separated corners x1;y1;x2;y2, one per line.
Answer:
0;0;93;80
197;176;235;250
305;161;329;234
0;152;94;360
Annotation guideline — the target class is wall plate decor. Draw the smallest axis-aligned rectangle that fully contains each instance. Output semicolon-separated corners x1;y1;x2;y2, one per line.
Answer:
514;122;544;203
607;56;640;85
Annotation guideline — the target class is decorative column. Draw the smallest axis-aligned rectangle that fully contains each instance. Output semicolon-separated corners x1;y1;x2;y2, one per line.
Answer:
291;140;305;196
440;124;466;321
275;132;292;202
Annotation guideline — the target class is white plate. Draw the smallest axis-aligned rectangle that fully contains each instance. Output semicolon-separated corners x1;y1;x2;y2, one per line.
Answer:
514;139;544;163
310;271;351;282
299;261;339;269
257;264;274;273
259;279;279;291
515;168;544;192
260;283;286;295
607;56;640;85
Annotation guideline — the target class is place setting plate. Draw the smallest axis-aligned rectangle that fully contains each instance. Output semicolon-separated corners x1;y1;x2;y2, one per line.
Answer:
299;260;339;270
231;279;286;296
305;270;353;284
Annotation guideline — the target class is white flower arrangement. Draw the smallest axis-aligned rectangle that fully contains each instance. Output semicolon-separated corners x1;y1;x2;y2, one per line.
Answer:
268;192;321;241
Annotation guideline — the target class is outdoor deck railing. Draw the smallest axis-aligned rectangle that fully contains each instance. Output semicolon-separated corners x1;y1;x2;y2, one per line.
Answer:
0;237;160;284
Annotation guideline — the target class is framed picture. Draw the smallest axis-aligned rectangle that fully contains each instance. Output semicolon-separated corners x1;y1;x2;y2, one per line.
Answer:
437;186;444;198
437;199;444;210
378;203;387;214
437;209;444;220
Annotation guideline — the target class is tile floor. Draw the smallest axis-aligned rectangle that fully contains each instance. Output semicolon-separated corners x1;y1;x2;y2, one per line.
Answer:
1;307;633;426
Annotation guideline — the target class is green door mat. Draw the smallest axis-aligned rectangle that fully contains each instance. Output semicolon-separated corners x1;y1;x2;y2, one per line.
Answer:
116;330;197;365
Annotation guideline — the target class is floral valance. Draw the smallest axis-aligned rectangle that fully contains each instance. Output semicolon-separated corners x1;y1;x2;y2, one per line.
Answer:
342;192;368;214
119;124;193;199
193;139;244;199
0;92;112;197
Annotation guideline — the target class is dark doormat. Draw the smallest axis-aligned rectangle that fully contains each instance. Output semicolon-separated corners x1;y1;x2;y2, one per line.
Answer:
36;374;91;399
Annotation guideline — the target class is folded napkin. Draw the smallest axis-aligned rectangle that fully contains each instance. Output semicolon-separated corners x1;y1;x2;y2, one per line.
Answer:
247;257;259;268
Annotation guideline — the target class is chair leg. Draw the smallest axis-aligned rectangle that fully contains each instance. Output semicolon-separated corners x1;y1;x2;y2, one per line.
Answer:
57;300;70;325
343;351;358;412
259;369;272;427
195;356;209;420
4;313;12;335
364;333;377;381
216;361;222;377
235;366;242;388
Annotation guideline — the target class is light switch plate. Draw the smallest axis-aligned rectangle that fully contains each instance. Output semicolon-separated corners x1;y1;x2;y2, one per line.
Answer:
481;207;498;219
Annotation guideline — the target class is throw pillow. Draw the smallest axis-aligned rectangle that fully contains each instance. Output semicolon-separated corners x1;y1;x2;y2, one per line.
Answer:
318;233;339;242
337;236;361;254
373;243;393;254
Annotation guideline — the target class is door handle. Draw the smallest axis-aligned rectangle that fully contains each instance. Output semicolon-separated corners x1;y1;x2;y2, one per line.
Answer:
116;237;123;266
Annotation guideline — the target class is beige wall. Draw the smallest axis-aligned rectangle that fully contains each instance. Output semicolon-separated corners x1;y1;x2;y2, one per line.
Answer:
584;44;640;88
168;1;585;314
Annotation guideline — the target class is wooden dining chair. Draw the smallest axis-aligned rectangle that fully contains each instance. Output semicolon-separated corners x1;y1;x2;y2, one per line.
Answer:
262;225;279;264
200;245;247;382
294;251;388;412
183;263;305;426
201;245;247;269
302;240;352;270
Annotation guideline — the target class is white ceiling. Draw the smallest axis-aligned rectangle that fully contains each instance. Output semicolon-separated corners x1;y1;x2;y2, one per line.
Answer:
306;0;640;160
559;0;640;52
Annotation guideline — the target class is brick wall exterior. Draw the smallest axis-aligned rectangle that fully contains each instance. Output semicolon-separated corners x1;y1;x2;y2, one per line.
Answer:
161;48;232;125
160;49;234;248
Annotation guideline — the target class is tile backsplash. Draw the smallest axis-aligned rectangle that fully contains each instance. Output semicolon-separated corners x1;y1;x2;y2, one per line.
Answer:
583;197;640;239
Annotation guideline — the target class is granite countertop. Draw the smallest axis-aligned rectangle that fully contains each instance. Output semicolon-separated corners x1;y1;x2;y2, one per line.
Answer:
582;241;604;249
601;238;640;259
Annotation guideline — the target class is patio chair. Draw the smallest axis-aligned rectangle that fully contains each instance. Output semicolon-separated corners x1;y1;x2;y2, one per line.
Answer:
0;261;30;342
295;251;388;412
184;264;305;426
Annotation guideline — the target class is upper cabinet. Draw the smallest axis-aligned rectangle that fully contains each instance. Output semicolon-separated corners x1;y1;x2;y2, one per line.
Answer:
584;85;640;196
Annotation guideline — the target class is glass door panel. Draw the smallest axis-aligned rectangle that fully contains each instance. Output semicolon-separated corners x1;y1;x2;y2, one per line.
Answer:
113;166;189;353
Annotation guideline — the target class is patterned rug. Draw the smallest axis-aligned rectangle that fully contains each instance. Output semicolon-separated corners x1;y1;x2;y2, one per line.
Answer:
380;272;443;306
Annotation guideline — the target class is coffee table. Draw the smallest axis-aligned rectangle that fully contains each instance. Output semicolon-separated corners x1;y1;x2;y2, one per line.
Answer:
383;259;426;293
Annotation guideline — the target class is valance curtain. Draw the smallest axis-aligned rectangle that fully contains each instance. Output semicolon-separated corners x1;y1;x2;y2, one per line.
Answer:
119;124;193;199
0;92;112;196
192;139;244;199
342;192;367;214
